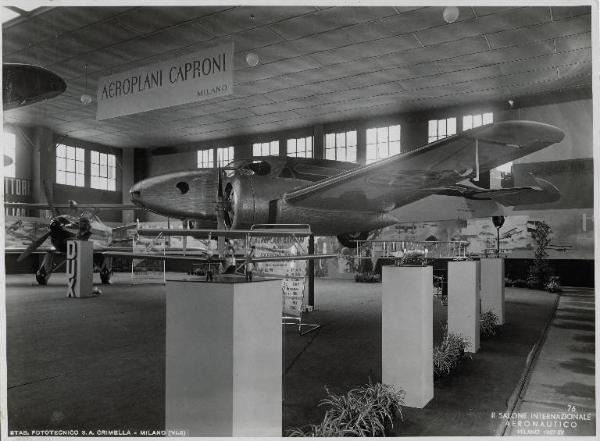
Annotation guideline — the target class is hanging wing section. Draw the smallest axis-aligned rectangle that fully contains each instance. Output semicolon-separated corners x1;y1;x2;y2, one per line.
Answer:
283;121;564;212
428;175;561;206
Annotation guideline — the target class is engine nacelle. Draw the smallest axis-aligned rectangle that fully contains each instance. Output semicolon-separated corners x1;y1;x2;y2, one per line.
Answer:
221;175;271;229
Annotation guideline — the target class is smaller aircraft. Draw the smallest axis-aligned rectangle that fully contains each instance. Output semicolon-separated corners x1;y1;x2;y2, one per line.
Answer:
546;243;573;253
6;210;136;285
5;180;138;285
500;227;522;239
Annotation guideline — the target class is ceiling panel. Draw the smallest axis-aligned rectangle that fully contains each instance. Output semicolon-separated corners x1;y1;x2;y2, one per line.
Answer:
376;36;490;69
2;5;592;148
198;6;317;37
434;40;555;73
377;7;474;36
555;31;592;52
550;6;592;20
416;7;551;46
268;7;396;40
311;35;420;66
472;7;516;17
487;14;591;49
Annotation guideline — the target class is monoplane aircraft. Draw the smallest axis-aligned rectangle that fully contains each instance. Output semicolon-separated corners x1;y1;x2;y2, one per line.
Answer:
5;210;136;285
129;120;564;247
5;183;138;285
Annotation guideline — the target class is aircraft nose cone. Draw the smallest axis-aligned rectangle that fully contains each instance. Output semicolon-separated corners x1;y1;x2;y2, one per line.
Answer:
129;183;143;204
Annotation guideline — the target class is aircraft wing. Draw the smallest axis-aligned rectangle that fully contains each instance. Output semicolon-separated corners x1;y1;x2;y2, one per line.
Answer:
137;227;313;238
5;247;53;254
283;121;564;212
426;175;560;206
101;251;337;263
4;202;138;210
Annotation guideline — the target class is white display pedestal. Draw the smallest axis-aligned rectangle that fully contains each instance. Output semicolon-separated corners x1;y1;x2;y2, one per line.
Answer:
165;279;282;437
448;260;480;353
66;240;93;298
480;258;505;325
382;265;433;408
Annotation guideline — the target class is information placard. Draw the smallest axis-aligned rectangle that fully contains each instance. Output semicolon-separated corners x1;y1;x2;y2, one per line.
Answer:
282;277;305;317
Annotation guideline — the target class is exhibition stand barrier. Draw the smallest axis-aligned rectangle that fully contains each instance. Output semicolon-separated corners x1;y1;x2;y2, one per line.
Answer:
382;265;434;408
130;232;166;284
448;260;481;353
165;278;282;437
281;276;321;335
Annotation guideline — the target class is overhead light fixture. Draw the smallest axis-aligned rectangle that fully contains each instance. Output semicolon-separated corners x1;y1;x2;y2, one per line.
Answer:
80;63;93;105
508;99;515;108
80;94;92;105
246;52;260;67
443;6;459;24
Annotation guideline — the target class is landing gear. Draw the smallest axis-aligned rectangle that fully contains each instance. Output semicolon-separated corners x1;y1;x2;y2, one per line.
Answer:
36;267;50;285
35;251;56;285
100;268;111;285
100;256;113;285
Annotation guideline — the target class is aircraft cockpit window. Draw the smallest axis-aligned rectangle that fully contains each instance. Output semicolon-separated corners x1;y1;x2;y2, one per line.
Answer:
176;181;190;194
225;160;272;177
244;160;271;176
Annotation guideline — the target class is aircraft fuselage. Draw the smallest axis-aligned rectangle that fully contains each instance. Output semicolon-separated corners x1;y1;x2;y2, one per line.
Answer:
129;157;395;235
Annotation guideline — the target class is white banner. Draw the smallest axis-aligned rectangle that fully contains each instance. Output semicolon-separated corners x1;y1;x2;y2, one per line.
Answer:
96;42;234;120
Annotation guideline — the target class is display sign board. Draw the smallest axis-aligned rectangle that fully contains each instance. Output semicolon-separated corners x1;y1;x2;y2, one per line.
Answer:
96;42;234;120
252;236;309;316
282;277;305;317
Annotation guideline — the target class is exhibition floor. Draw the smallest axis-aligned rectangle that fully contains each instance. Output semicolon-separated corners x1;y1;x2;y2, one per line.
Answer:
4;273;592;436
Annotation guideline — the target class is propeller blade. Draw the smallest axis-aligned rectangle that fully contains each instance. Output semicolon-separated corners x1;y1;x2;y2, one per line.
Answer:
17;231;51;262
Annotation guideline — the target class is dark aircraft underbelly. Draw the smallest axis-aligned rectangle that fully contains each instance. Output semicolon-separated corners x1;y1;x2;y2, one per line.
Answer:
272;201;397;236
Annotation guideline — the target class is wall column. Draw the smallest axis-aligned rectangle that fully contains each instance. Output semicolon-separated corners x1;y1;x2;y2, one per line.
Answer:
313;124;324;159
30;127;55;214
121;148;135;224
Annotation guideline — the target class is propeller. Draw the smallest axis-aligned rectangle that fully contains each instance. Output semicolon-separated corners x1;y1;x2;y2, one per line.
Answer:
17;230;51;262
216;167;226;228
216;167;236;228
215;168;227;258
